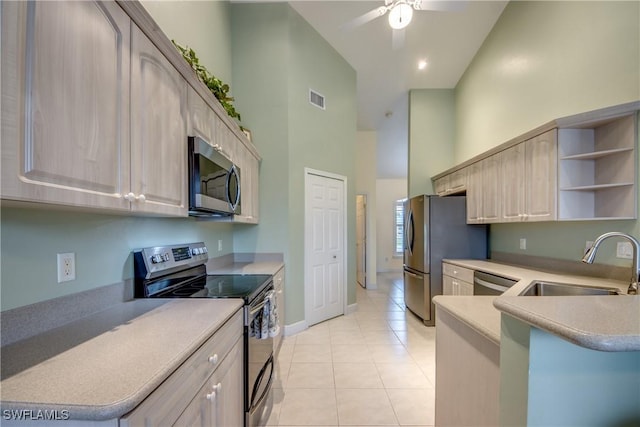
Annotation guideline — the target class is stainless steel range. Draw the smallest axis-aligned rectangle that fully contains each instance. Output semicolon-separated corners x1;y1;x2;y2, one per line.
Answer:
134;242;275;427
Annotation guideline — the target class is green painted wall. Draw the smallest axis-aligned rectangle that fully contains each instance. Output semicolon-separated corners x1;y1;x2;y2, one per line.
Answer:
409;1;639;266
0;207;233;311
230;3;357;325
141;0;233;86
408;89;456;197
456;1;639;163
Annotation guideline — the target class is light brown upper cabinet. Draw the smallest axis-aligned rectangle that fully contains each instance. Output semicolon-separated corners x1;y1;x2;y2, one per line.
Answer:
467;156;500;224
1;1;188;216
130;25;188;216
432;103;638;223
1;1;133;211
501;130;557;222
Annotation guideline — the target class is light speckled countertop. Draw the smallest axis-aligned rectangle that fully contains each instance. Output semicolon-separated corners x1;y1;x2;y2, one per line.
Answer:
0;298;243;420
208;261;284;276
434;259;638;351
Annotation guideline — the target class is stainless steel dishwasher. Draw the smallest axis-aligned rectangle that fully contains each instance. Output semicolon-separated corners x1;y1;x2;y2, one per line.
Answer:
473;271;517;295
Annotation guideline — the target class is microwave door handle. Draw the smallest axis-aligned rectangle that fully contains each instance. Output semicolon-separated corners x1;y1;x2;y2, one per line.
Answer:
227;165;240;211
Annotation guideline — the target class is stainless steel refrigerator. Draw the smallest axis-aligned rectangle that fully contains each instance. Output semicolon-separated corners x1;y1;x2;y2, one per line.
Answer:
403;195;487;326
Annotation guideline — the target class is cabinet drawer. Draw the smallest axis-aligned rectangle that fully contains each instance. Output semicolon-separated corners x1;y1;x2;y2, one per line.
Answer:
442;263;474;283
121;309;243;426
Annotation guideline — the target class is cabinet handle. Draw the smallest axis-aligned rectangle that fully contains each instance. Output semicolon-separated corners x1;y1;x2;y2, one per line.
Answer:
206;391;216;401
123;192;146;202
208;354;219;364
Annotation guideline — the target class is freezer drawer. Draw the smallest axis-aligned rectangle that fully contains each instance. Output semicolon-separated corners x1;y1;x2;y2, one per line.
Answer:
403;269;432;324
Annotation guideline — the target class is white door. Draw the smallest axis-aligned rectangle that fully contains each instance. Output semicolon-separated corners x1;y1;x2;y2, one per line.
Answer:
356;195;366;288
305;170;346;326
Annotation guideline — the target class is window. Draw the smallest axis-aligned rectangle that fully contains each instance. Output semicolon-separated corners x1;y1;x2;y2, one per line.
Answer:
394;199;405;257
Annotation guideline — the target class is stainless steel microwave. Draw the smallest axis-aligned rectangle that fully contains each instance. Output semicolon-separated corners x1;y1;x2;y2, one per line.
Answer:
188;136;241;217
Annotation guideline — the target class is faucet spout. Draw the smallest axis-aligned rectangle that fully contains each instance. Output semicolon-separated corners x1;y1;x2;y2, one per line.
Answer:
582;232;640;295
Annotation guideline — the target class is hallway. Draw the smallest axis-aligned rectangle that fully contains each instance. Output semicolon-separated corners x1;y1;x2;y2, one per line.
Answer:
267;272;437;426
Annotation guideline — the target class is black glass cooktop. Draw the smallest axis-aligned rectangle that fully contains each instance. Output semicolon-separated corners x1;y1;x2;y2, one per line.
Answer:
148;273;272;301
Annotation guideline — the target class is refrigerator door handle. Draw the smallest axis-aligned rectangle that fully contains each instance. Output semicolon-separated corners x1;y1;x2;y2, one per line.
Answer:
405;208;414;256
405;270;423;280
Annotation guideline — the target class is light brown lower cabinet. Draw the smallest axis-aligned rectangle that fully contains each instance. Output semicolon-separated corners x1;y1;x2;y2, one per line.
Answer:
120;310;243;427
435;308;499;426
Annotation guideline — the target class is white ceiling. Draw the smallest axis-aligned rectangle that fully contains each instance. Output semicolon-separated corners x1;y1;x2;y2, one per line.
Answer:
288;1;508;178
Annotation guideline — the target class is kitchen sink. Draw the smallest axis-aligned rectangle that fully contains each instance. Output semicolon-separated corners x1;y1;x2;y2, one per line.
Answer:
519;281;621;296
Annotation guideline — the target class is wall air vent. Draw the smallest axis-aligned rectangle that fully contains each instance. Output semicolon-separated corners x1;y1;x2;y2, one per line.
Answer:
309;89;326;110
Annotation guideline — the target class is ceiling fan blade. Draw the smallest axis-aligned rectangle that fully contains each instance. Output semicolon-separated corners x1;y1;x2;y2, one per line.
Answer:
413;1;467;12
341;6;388;31
392;28;405;50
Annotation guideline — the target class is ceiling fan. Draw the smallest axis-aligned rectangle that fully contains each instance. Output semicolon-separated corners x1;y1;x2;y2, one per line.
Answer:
343;0;466;31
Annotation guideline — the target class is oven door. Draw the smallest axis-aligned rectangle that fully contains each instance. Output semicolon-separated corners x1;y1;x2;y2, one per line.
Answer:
188;136;241;216
246;286;275;427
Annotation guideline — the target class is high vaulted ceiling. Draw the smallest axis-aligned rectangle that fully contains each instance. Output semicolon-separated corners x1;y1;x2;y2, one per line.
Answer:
288;1;508;178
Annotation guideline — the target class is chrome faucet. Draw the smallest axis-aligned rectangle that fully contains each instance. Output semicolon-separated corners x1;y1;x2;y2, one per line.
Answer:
582;232;639;295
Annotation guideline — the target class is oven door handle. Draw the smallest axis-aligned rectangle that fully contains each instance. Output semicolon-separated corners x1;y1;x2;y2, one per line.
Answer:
250;355;274;410
250;299;268;315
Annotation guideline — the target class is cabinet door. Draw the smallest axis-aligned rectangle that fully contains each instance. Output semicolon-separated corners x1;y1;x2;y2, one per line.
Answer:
273;267;285;355
130;25;188;216
215;339;244;427
525;130;557;221
234;144;260;223
501;144;526;222
175;338;243;427
466;162;483;224
1;1;131;210
458;281;474;296
434;176;449;196
188;86;217;144
481;156;501;222
443;275;456;296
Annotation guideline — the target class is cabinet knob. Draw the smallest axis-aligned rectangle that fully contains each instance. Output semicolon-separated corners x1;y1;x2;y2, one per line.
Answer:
124;192;136;201
208;354;219;364
137;194;146;202
206;391;216;401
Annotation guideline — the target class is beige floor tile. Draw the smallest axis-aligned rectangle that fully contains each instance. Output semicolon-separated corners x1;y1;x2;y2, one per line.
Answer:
278;388;339;426
386;388;436;426
362;329;402;345
273;356;291;389
335;388;398;425
292;344;333;363
367;344;414;364
333;363;383;389
376;363;433;389
357;317;393;331
330;329;366;345
286;363;335;388
327;315;360;331
331;344;373;363
295;327;332;345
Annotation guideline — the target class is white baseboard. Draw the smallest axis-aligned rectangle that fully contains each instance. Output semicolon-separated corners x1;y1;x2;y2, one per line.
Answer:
346;302;358;315
283;319;307;336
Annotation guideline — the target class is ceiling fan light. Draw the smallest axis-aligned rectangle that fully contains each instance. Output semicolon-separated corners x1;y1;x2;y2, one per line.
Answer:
388;3;413;30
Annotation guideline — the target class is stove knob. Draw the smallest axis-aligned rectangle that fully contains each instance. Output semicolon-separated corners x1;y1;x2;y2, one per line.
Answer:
191;248;199;256
150;254;161;264
202;247;208;254
162;253;170;262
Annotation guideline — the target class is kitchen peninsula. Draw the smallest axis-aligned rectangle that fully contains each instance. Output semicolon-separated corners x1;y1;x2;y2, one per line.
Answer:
433;259;640;427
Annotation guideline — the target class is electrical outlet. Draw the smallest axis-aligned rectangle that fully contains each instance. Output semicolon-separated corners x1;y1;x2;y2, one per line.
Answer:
57;253;76;283
617;242;633;259
218;240;223;251
519;238;527;250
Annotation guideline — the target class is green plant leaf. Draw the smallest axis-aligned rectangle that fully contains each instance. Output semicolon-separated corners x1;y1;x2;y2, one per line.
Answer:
172;40;242;122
